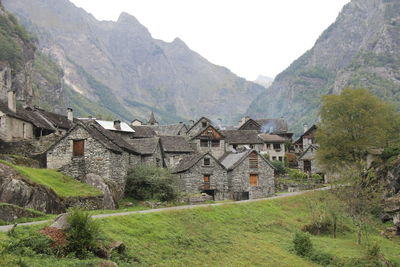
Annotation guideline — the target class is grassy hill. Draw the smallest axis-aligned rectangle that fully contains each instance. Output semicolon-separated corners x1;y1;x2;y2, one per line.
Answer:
0;192;399;266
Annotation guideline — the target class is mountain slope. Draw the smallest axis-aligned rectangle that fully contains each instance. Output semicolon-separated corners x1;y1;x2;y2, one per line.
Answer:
248;0;400;135
4;0;265;123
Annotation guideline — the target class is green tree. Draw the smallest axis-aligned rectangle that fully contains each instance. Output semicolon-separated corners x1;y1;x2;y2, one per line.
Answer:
317;88;400;172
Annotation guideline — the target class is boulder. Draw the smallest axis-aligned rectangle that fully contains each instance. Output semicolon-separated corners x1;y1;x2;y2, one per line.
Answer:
83;174;116;210
0;203;42;222
0;163;65;213
50;213;70;230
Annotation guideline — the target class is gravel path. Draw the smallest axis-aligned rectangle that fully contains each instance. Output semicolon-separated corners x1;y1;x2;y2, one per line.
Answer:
0;187;329;232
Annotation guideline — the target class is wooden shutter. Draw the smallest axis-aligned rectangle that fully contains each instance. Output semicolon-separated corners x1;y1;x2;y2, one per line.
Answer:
250;174;258;187
73;140;84;157
249;152;258;168
203;175;210;189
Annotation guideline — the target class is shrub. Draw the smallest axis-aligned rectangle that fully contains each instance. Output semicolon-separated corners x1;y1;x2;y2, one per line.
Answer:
288;169;308;180
65;207;101;258
309;251;335;265
293;232;313;257
271;160;287;176
125;164;178;202
5;232;53;256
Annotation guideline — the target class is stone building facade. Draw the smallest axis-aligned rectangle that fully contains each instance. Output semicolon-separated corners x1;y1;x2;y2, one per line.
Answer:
186;117;212;137
221;149;275;200
297;144;321;176
46;122;141;198
173;152;229;201
160;136;193;168
191;125;226;159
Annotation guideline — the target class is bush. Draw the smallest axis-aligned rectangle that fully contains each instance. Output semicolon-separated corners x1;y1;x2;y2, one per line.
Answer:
65;207;101;258
288;169;308;180
5;232;53;256
125;164;178;202
293;232;313;257
309;251;335;265
271;160;287;176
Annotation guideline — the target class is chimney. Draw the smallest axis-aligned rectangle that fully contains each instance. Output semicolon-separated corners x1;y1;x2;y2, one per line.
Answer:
114;120;121;130
304;124;308;133
67;108;73;121
7;90;16;113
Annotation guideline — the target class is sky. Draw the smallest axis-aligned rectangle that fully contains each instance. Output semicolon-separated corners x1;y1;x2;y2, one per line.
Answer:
69;0;351;81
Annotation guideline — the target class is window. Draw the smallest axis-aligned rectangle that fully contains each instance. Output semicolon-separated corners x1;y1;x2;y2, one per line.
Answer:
204;157;211;166
200;139;208;147
212;140;220;147
267;144;271;149
273;143;281;150
203;175;210;183
279;156;283;162
272;156;277;161
202;122;207;128
73;140;84;157
250;174;258;187
249;152;258;168
304;160;311;172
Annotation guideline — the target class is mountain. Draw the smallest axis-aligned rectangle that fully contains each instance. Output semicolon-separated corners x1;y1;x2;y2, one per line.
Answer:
247;0;400;135
0;4;35;104
254;75;274;88
3;0;265;124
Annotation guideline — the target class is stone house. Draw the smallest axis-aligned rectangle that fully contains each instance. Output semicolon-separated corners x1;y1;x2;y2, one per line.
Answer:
172;152;229;200
297;144;321;176
238;117;293;140
186;117;212;137
191;125;226;159
127;137;164;167
0;91;74;142
46;120;141;198
220;149;275;200
293;124;317;153
160;136;194;168
131;119;143;126
258;133;286;162
222;130;264;151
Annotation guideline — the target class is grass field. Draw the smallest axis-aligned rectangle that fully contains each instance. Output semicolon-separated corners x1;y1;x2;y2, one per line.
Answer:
1;192;399;267
0;160;102;198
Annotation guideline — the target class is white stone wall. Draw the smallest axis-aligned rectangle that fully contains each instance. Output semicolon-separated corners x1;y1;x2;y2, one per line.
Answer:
0;112;34;141
259;143;285;162
195;139;226;159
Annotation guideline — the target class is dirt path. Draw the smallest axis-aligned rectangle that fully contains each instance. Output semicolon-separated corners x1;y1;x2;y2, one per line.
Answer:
0;187;329;232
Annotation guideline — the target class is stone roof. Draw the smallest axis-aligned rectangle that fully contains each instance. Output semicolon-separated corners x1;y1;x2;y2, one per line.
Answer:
172;152;211;173
220;149;275;171
149;123;187;136
255;119;288;133
33;108;74;130
221;130;263;144
258;133;286;143
220;149;252;170
130;126;157;138
85;121;139;154
0;101;66;130
160;136;193;153
127;137;160;155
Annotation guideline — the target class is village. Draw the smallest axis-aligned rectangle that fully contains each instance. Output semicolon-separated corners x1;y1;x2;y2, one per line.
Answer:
0;90;320;205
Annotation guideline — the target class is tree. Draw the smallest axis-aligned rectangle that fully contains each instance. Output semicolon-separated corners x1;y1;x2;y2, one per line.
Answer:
317;88;400;172
316;89;397;244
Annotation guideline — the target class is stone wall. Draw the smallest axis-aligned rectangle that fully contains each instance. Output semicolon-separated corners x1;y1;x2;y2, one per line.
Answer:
177;155;229;201
229;153;275;199
164;152;191;169
0;112;34;141
194;139;226;159
187;118;210;137
47;125;130;189
298;146;322;175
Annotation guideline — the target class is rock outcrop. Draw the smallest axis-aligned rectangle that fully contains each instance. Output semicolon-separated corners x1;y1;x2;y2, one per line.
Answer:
0;162;108;213
248;0;400;135
0;162;65;213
